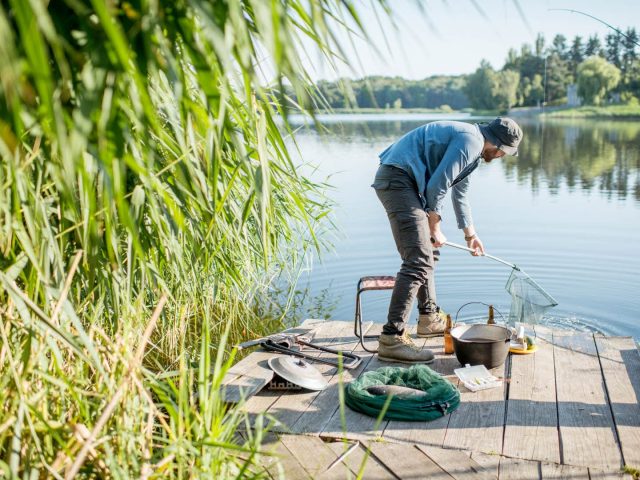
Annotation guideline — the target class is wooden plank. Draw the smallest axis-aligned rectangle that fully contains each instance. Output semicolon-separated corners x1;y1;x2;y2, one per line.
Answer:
588;468;634;479
221;351;275;403
279;434;351;480
554;332;622;470
595;336;640;468
442;358;508;454
498;457;541;480
319;350;387;442
366;441;453;479
320;325;421;442
416;445;496;480
227;320;345;406
239;389;281;429
265;321;365;433
540;462;589;479
503;330;560;463
326;441;393;480
470;452;500;478
382;335;460;448
261;433;312;479
292;351;377;436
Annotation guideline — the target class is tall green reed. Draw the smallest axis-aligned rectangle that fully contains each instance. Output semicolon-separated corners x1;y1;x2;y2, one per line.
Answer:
0;0;388;476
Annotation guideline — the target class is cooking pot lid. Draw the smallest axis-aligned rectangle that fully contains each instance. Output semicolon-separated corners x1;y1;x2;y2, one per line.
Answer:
268;356;328;391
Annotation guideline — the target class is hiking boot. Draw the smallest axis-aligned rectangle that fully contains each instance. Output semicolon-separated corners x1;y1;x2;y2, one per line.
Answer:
377;332;435;364
417;308;447;337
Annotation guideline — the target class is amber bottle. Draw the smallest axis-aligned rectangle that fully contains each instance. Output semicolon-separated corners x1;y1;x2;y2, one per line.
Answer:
487;304;496;324
444;314;454;354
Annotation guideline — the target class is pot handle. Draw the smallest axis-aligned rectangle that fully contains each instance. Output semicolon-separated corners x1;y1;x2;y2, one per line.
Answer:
455;302;507;324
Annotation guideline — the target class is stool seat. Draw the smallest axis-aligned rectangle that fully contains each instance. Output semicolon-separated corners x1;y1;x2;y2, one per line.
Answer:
357;276;396;292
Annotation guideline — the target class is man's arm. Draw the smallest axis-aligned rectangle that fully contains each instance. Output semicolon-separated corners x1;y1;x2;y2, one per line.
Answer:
424;139;468;222
424;139;469;248
452;177;484;255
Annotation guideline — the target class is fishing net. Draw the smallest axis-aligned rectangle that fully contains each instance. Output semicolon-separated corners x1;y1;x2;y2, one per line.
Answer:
506;269;558;326
345;365;460;421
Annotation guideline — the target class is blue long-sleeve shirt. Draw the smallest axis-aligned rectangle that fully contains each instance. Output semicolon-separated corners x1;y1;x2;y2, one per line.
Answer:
378;121;484;229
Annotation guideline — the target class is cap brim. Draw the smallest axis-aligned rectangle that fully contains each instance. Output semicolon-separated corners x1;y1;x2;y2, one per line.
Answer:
499;145;518;156
480;124;518;156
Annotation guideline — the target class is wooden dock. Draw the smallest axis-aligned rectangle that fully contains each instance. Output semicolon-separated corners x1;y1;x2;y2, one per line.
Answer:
223;319;640;479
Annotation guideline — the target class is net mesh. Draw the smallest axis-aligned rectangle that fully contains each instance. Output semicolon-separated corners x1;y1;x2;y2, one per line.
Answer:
506;269;558;325
345;365;460;421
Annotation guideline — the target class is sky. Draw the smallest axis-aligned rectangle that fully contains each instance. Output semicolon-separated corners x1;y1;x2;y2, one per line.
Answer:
302;0;640;80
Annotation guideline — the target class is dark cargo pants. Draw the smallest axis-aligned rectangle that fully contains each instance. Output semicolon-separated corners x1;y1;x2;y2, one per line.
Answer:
372;164;437;335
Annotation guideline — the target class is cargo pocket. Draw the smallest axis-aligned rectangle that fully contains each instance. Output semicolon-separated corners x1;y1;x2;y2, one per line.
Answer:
371;179;390;190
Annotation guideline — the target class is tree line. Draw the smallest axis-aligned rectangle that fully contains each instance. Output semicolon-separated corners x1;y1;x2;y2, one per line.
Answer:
311;28;639;111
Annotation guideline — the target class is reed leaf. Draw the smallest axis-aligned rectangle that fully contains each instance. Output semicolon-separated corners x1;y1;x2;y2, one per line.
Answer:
0;0;387;476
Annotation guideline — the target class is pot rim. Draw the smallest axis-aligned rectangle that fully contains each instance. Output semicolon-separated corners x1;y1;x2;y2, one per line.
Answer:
451;323;511;343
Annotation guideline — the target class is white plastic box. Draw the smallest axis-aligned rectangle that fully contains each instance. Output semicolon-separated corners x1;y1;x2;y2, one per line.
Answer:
454;364;503;392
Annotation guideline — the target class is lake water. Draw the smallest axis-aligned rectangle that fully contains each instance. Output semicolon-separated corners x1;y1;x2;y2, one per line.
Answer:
290;114;640;341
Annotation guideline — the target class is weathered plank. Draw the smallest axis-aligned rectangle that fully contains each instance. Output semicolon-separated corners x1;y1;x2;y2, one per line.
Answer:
595;336;640;468
442;358;508;454
239;389;281;429
416;444;496;480
289;322;378;435
265;321;362;432
503;329;560;463
588;468;634;479
539;462;588;479
382;335;459;448
325;441;392;479
222;323;323;404
221;351;276;404
280;434;351;480
261;433;311;479
553;332;622;470
320;325;420;442
498;457;540;480
366;441;452;479
231;320;346;409
470;452;500;478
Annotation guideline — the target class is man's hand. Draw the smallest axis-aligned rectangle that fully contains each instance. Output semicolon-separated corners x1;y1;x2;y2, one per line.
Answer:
467;236;485;256
427;211;446;247
430;230;447;248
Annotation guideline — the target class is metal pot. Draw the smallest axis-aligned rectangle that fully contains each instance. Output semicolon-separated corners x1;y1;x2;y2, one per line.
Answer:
451;324;511;369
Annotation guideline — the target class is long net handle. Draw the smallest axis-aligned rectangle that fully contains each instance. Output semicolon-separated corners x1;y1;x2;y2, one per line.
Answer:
443;241;518;269
443;241;559;306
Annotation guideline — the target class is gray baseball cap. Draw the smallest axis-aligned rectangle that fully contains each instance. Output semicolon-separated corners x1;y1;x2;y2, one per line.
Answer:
479;117;523;156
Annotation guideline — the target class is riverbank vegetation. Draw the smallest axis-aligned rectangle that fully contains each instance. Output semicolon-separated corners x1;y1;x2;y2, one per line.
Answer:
0;0;369;477
314;28;639;114
542;104;640;118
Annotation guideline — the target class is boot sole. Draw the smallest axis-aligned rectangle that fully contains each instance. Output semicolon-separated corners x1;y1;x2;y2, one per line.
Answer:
377;355;434;364
416;332;445;338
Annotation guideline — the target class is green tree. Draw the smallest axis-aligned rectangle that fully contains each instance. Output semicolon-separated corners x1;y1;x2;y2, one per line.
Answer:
551;34;569;60
464;60;497;109
545;53;572;103
585;34;603;57
522;74;545;106
577;56;622;105
606;31;623;68
569;36;585;76
494;69;521;110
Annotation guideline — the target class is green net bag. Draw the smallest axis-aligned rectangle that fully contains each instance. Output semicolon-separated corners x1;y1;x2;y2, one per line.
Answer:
345;365;460;421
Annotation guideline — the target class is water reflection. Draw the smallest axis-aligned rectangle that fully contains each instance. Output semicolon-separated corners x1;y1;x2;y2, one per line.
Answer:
506;119;640;202
292;116;640;202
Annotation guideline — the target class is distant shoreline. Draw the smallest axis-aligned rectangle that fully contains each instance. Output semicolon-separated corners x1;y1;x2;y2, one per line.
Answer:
315;105;640;119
